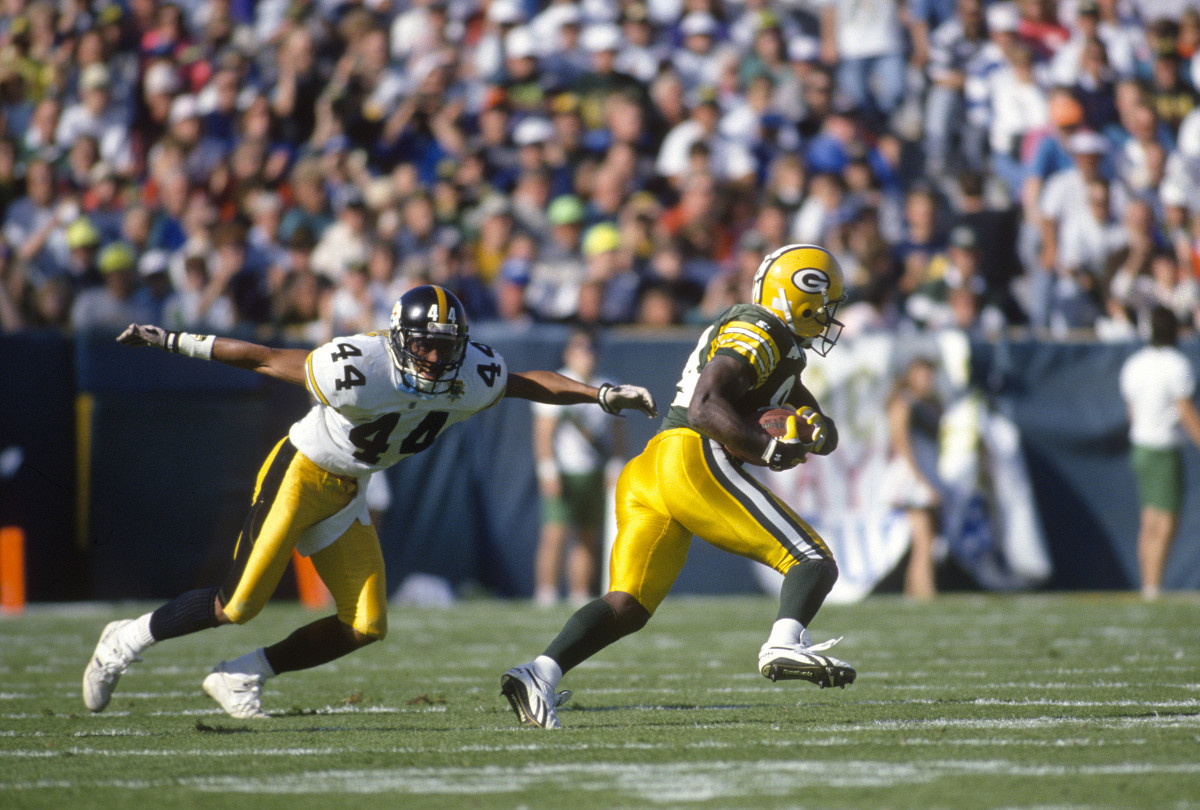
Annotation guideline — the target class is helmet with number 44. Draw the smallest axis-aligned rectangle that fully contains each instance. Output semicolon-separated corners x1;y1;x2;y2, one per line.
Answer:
752;243;846;356
388;285;469;394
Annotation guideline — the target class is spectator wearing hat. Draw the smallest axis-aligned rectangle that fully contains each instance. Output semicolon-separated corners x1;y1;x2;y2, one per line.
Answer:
153;93;228;187
69;241;154;330
735;12;804;123
131;248;174;323
63;215;104;287
511;116;571;198
389;0;452;68
670;12;734;96
537;3;589;89
581;221;639;324
81;161;129;244
525;194;588;322
615;2;664;84
473;0;528;82
1040;129;1125;274
573;23;647;132
496;26;549;116
55;63;133;173
131;59;182;163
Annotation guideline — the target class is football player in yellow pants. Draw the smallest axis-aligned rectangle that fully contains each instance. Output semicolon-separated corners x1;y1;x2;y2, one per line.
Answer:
82;285;657;718
503;245;856;729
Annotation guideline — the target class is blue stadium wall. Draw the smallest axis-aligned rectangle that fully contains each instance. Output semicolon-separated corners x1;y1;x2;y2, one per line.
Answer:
2;327;1198;601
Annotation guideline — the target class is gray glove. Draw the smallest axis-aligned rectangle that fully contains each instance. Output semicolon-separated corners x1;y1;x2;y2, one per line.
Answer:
598;383;658;418
116;323;169;348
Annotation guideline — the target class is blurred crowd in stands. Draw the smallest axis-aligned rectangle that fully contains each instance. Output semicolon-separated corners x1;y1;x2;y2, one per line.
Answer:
0;0;1199;344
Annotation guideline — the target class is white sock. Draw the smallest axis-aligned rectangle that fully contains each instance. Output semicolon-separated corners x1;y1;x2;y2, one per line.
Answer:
531;655;562;689
124;613;157;655
766;618;807;647
226;647;276;679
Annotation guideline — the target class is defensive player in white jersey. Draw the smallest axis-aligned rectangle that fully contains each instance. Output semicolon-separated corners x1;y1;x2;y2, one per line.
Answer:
82;285;657;718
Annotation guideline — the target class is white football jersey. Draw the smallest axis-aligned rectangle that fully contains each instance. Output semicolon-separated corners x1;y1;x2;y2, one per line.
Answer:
288;331;508;477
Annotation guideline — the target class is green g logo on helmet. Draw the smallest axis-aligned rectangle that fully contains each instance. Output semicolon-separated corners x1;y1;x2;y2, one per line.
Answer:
751;244;847;356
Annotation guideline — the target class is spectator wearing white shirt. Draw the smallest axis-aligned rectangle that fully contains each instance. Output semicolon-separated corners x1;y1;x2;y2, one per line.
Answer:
1057;176;1128;280
54;64;133;175
1119;305;1200;599
923;0;991;177
985;40;1049;199
614;2;666;84
1051;176;1127;332
669;12;735;95
655;91;755;187
1039;129;1127;281
816;0;907;128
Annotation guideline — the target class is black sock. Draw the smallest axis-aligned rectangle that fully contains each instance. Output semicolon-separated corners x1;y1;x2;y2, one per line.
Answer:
543;598;632;674
777;558;838;627
148;587;222;641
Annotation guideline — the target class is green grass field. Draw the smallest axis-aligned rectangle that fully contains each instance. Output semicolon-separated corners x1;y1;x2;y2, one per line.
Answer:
2;593;1199;809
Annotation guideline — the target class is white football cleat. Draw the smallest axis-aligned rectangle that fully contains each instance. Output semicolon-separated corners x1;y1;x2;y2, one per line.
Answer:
500;664;561;729
758;636;856;688
202;661;269;718
82;619;142;712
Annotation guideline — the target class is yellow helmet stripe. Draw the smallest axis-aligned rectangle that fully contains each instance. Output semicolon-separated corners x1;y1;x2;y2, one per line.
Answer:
433;285;449;324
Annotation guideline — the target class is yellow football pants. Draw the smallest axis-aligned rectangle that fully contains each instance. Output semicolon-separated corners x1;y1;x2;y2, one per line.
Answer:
609;428;832;614
221;438;388;639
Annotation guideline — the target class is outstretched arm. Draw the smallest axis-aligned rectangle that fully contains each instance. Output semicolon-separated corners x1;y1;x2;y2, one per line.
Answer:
117;324;310;387
504;369;657;417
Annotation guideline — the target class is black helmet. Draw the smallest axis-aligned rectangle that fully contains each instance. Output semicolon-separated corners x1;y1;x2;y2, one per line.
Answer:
388;285;469;394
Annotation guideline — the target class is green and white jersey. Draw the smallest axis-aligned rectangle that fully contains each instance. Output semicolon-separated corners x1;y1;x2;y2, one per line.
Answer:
289;331;507;477
661;303;809;432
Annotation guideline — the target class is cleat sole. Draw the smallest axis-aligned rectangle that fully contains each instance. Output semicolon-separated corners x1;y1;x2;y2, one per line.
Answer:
760;661;856;689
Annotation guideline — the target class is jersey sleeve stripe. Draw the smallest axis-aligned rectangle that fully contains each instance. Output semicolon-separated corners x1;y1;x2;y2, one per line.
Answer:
305;352;331;406
710;322;779;385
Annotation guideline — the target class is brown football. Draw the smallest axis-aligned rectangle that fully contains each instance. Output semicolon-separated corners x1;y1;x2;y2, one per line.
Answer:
723;406;810;465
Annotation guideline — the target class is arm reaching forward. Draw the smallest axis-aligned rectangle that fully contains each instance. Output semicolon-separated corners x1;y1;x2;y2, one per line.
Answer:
117;324;310;387
505;369;657;417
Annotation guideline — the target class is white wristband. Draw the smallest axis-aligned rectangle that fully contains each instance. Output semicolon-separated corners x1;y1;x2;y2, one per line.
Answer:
536;459;559;483
169;332;216;360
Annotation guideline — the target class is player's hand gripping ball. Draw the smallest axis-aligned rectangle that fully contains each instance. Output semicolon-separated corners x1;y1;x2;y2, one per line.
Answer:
726;405;826;470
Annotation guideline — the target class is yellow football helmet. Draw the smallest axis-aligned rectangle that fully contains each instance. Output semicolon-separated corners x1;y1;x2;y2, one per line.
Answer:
751;243;847;355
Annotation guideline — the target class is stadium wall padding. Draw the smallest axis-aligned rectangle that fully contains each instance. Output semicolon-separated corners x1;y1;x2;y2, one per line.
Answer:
2;329;1198;600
